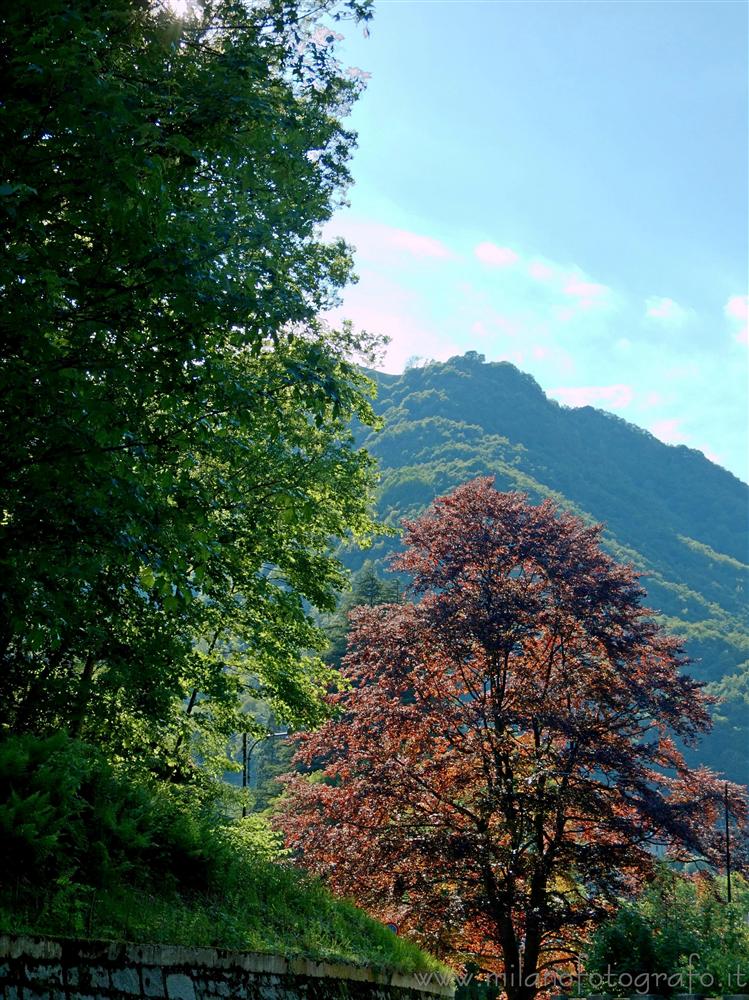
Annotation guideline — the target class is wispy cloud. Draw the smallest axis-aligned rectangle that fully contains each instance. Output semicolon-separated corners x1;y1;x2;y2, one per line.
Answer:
471;312;524;339
649;419;724;465
562;277;611;311
325;209;746;480
324;269;460;373
327;217;454;261
531;343;575;373
474;242;519;267
649;417;689;445
527;260;556;282
548;384;634;409
475;244;610;313
388;228;454;259
645;296;691;326
725;294;748;344
642;390;664;407
563;278;608;300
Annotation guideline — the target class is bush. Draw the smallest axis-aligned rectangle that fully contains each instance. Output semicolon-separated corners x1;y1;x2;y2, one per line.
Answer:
585;866;749;996
0;733;446;975
0;732;223;894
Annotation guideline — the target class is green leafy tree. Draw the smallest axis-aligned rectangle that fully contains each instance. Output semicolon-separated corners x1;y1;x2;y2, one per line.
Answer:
0;0;378;769
321;560;402;668
586;866;749;996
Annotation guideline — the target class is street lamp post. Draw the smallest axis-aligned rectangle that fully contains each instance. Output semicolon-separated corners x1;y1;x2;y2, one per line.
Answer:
725;782;732;904
241;729;288;818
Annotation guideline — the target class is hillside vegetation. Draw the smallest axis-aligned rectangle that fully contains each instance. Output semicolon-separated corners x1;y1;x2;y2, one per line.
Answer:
0;732;444;975
347;352;749;784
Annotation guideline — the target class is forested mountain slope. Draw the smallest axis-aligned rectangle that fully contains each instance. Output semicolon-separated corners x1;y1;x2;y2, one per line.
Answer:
346;352;749;785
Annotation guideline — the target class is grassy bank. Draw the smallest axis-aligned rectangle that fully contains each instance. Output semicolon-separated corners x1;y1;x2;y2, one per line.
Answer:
0;734;447;977
0;866;445;975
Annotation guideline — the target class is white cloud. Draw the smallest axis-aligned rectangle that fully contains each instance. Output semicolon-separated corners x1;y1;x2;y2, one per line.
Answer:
645;296;691;326
326;217;454;262
649;417;689;445
474;242;519;267
325;270;461;374
527;260;556;282
724;293;748;345
562;276;611;311
548;384;634;409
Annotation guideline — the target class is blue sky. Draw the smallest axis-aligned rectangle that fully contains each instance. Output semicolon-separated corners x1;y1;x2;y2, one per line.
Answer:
324;0;748;482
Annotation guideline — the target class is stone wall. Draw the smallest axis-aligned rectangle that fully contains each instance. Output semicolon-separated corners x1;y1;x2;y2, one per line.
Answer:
0;935;453;1000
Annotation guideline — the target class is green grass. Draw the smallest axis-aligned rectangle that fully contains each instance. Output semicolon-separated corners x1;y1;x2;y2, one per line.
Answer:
0;860;448;977
0;733;449;978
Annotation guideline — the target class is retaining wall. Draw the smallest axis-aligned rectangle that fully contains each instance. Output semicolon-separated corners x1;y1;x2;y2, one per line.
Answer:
0;935;454;1000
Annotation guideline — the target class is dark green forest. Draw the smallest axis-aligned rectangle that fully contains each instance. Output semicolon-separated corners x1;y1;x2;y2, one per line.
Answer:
343;351;749;785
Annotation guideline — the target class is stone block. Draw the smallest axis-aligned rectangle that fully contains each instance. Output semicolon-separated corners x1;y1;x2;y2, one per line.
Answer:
111;968;140;995
9;941;61;962
202;973;228;997
88;969;109;991
25;967;62;988
257;988;284;1000
165;974;195;1000
198;977;217;1000
141;969;164;999
223;975;247;1000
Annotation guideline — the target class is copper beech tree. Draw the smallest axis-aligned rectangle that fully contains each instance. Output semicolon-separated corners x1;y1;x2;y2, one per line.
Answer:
278;479;746;998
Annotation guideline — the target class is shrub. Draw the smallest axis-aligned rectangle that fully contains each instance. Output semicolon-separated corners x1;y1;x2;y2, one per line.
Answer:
585;866;749;996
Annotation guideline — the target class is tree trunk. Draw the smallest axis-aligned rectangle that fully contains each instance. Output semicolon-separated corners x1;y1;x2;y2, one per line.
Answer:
69;652;95;737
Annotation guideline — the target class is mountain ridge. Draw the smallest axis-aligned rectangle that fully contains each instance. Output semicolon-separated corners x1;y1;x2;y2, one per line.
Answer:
345;352;749;785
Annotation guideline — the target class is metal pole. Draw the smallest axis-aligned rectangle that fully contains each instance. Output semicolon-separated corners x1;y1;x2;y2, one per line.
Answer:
725;782;732;904
240;729;287;819
242;732;248;819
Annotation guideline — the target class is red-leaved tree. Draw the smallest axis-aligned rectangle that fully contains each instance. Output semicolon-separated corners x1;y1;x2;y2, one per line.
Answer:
278;478;746;998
